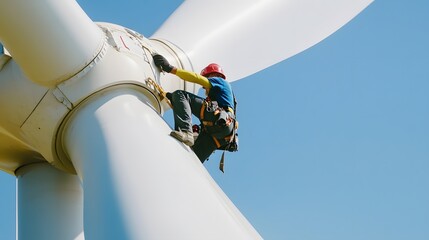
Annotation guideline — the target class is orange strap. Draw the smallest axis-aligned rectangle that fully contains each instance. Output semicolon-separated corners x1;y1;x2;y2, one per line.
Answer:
212;136;222;148
212;129;236;149
202;121;214;126
200;101;206;120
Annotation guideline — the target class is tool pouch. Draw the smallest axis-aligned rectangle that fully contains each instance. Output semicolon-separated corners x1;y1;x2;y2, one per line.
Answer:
218;131;239;152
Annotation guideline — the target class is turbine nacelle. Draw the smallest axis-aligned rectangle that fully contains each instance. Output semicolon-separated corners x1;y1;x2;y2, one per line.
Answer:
0;23;192;174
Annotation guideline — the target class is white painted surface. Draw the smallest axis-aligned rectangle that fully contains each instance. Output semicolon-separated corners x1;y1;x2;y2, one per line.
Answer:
16;162;84;240
0;0;104;85
62;88;262;239
152;0;373;82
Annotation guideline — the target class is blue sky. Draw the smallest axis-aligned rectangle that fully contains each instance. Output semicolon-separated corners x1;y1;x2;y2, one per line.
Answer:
1;0;428;239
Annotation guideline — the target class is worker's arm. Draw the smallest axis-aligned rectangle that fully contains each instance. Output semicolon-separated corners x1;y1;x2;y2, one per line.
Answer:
171;68;211;89
153;54;212;89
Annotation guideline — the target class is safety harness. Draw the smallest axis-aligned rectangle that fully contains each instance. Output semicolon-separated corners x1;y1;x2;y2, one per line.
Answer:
199;95;239;172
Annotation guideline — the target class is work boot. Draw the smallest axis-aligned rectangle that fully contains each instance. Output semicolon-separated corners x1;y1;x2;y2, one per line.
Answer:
170;130;194;146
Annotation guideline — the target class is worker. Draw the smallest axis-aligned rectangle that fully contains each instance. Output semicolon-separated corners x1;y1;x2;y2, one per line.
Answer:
153;54;237;163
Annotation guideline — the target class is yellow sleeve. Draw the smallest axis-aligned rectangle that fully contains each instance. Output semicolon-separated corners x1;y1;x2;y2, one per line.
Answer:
175;69;212;89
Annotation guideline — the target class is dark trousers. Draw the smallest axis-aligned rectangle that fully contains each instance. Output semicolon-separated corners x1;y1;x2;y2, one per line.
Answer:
170;90;216;162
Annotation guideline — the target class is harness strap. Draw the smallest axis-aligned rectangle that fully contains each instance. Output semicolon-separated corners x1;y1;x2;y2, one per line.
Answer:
219;152;225;173
202;121;214;126
212;136;222;148
200;101;206;120
211;124;236;149
202;118;233;127
200;101;234;127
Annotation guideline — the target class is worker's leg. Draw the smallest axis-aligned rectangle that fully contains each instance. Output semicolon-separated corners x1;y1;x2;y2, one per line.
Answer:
170;90;204;132
169;90;205;146
192;131;217;163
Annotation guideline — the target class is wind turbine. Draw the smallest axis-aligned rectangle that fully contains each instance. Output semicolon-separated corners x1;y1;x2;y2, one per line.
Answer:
0;0;373;239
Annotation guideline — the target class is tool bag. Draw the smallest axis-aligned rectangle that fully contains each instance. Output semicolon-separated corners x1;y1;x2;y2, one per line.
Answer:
218;122;238;152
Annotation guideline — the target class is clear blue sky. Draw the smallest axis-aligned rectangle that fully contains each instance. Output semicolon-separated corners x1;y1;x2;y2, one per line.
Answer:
1;1;428;239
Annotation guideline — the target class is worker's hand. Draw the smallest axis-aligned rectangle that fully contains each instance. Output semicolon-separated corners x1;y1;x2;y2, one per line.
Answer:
153;54;174;73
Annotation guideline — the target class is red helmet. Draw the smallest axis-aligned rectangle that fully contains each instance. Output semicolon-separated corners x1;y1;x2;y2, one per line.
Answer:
200;63;226;79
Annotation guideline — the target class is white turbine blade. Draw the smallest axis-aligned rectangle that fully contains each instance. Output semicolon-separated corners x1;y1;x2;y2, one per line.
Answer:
16;162;83;240
62;89;262;239
0;0;104;86
152;0;373;81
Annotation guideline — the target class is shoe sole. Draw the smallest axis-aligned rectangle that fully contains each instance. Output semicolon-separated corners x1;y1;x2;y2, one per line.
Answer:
170;132;194;146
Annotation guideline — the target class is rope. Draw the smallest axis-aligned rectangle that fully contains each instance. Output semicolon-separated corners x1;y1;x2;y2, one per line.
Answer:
145;78;173;108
